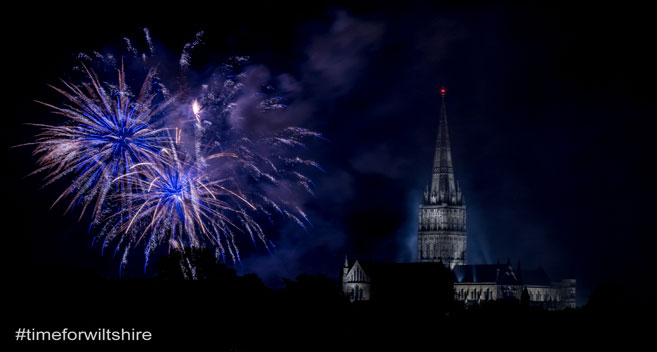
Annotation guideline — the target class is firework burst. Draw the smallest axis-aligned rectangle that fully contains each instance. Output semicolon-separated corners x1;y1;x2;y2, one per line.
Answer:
22;62;173;224
104;149;256;273
21;30;323;275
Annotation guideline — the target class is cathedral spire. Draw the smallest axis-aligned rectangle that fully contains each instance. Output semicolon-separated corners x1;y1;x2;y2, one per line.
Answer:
418;87;467;267
429;87;460;205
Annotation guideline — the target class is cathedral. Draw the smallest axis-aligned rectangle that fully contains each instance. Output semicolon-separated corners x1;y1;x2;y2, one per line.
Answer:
342;89;576;309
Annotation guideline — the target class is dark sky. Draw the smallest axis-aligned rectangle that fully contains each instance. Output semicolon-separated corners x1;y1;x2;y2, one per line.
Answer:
4;1;656;306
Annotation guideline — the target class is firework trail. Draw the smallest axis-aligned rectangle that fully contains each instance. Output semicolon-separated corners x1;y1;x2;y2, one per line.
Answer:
21;29;324;276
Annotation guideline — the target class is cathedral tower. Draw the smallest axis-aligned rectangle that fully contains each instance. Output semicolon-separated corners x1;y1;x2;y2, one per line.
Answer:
418;88;467;268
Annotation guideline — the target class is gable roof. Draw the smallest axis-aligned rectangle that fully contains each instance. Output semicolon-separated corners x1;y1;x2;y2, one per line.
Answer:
344;260;370;283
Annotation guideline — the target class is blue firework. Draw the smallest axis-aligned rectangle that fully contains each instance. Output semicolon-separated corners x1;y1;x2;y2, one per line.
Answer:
27;63;173;223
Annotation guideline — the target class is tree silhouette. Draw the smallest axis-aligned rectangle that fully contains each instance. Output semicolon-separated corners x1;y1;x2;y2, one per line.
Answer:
157;247;236;280
521;287;530;308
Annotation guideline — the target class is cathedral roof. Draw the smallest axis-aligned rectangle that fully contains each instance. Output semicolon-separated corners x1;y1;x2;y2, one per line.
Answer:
352;261;454;302
357;262;452;283
348;260;557;290
453;264;554;286
453;264;519;284
519;267;552;286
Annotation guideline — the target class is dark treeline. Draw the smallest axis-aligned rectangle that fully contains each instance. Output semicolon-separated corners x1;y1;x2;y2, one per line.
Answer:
7;249;652;350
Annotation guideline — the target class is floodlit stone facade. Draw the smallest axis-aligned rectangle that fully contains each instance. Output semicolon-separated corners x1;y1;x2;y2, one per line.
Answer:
341;257;371;302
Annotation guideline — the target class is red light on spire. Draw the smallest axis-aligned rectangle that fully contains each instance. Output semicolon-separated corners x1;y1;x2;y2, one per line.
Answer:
440;87;446;96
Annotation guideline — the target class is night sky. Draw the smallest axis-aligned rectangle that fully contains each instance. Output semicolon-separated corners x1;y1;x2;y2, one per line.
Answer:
5;1;656;306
